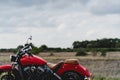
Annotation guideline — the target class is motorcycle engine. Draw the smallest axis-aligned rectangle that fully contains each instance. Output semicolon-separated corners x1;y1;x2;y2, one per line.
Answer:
23;65;59;80
23;66;45;80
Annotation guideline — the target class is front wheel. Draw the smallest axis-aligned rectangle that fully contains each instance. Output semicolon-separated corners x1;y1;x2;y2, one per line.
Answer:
61;71;84;80
0;72;15;80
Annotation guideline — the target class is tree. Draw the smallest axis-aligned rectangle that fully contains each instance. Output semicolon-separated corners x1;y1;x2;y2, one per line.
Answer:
76;50;87;56
39;45;48;52
72;38;120;48
72;41;81;48
100;50;107;57
31;47;39;55
87;43;93;48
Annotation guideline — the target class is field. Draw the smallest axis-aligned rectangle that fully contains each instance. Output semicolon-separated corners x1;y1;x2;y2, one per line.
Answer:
0;52;120;80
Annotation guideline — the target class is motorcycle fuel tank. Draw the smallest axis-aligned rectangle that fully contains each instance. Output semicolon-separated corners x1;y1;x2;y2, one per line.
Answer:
20;55;47;66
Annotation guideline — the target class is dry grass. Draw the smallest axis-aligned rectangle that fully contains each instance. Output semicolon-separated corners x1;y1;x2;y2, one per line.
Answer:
0;52;120;78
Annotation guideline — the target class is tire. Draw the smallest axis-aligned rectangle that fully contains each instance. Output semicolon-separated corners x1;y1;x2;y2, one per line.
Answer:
0;72;15;80
61;71;84;80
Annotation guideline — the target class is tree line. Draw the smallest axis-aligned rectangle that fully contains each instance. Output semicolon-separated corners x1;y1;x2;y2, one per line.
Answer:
0;44;73;54
73;38;120;48
0;38;120;54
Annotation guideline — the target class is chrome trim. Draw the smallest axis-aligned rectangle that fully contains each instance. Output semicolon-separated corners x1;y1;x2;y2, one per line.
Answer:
84;77;91;80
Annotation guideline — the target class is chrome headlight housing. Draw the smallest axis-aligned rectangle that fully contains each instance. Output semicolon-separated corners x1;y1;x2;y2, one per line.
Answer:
10;55;16;62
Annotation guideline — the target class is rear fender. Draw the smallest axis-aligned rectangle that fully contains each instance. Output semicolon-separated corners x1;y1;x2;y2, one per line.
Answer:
57;63;91;77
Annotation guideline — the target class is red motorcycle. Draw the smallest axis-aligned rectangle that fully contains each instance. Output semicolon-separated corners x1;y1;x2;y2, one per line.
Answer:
0;37;91;80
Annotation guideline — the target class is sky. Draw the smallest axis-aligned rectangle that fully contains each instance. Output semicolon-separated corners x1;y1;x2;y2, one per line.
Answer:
0;0;120;48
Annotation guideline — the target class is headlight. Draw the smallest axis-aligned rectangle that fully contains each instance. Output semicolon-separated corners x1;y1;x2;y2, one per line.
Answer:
10;55;16;62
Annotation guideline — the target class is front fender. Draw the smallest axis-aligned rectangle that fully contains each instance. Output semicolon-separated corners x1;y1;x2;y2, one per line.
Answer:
0;64;21;80
57;63;91;77
0;64;12;73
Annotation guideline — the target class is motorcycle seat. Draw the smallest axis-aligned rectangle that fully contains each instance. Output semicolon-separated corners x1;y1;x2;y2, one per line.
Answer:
47;61;64;71
64;59;79;64
47;59;79;71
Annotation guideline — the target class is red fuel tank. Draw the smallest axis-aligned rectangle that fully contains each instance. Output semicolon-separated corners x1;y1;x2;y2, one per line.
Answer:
20;55;47;66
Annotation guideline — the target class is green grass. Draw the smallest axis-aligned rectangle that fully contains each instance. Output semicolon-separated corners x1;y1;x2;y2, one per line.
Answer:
93;77;120;80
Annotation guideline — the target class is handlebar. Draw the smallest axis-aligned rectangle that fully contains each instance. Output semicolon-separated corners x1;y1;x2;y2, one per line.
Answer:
20;43;32;55
11;36;33;62
15;43;33;62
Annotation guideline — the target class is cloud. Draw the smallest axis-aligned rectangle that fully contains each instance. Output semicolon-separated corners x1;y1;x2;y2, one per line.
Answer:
0;0;47;7
0;0;120;48
87;0;120;15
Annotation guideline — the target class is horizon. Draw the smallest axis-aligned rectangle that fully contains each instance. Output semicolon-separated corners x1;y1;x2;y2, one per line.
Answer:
0;37;120;49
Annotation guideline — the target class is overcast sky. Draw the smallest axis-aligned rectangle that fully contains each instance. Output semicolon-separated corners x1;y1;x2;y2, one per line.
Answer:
0;0;120;48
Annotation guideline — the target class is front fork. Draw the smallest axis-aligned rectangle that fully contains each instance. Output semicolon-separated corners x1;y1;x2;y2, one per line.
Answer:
11;62;24;80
